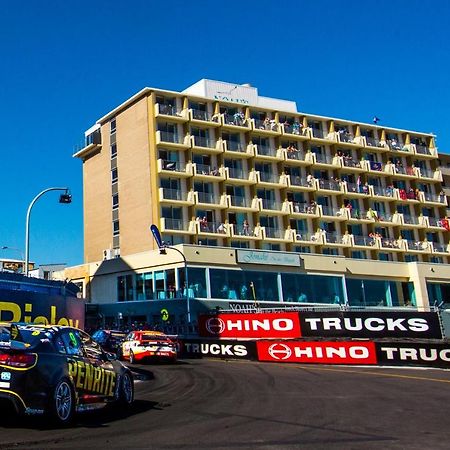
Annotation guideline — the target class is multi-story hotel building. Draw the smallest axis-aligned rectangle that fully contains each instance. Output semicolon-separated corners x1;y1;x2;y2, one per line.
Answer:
69;79;450;327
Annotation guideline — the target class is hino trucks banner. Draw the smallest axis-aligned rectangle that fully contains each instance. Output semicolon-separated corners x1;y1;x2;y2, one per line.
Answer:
199;311;442;340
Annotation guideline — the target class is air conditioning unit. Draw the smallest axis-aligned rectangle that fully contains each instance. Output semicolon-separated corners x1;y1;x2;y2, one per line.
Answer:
103;249;113;260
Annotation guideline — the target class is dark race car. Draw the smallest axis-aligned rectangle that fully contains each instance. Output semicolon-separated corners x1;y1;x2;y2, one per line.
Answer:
91;329;127;357
0;323;134;425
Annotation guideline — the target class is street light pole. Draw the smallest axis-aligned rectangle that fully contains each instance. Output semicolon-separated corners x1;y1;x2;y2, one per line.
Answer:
24;187;72;277
161;245;191;324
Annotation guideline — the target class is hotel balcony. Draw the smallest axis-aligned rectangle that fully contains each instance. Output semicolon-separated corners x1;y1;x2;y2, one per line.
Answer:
323;231;348;247
227;194;260;212
319;205;347;221
372;185;397;201
157;159;193;178
377;212;401;227
339;156;366;173
363;136;389;152
425;216;448;231
261;226;293;242
253;144;284;161
379;237;407;252
352;234;380;249
194;191;228;209
259;198;290;216
196;220;232;238
342;181;371;198
229;223;261;241
257;171;288;187
281;123;309;140
399;213;426;229
432;242;450;255
387;141;411;154
250;118;281;136
390;163;418;180
421;191;448;207
73;130;102;159
411;144;437;159
310;152;341;170
160;217;196;235
220;113;252;131
305;127;333;145
346;208;378;224
223;140;254;158
404;239;432;254
333;132;365;148
154;103;189;122
417;167;443;182
317;178;344;195
192;163;225;181
365;160;388;176
190;135;223;154
290;202;319;218
283;148;311;167
223;167;256;185
293;230;318;245
156;130;190;150
188;108;221;127
288;175;317;192
159;188;194;206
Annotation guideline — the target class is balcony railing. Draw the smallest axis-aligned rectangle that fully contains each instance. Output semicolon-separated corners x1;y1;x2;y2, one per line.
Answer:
353;235;375;247
159;131;182;143
419;168;433;178
325;232;342;244
423;192;442;203
387;140;406;151
283;122;304;135
163;218;184;230
227;167;245;179
264;226;283;239
191;109;211;121
253;118;279;131
291;175;311;188
162;188;183;201
261;198;280;210
199;221;229;235
195;164;220;176
337;132;355;144
405;239;430;251
293;202;317;214
343;157;362;168
433;242;448;253
286;149;305;161
319;179;342;191
259;172;279;183
223;113;246;127
310;128;325;139
415;144;431;155
380;238;401;249
314;153;333;164
192;136;213;148
294;230;314;241
197;192;217;204
225;140;245;152
427;216;442;227
230;195;249;208
402;214;420;225
321;205;340;216
256;144;277;157
364;137;384;148
372;185;394;197
161;160;185;172
158;104;180;116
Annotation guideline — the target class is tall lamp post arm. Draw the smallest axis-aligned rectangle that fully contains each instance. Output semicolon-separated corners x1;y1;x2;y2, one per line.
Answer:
24;187;70;277
163;245;190;324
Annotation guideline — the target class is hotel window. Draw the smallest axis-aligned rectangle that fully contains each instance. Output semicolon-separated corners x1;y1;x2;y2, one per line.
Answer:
112;219;120;236
111;167;118;183
110;118;116;134
117;275;133;302
112;193;119;210
110;143;117;158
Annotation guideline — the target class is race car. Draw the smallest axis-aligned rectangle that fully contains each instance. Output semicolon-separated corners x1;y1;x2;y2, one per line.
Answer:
121;331;177;363
0;323;134;425
91;329;127;357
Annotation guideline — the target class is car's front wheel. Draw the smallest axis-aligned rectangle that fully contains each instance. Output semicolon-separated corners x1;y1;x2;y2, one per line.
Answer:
50;379;75;425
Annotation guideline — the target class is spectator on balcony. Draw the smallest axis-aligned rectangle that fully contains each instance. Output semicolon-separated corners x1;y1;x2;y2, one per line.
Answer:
439;190;446;203
217;222;226;233
242;219;250;236
369;232;376;245
366;208;378;221
386;185;394;197
414;188;420;200
234;111;245;126
307;200;317;214
306;173;314;187
441;216;450;231
292;121;302;135
210;167;219;176
200;216;209;232
263;117;271;130
269;119;277;131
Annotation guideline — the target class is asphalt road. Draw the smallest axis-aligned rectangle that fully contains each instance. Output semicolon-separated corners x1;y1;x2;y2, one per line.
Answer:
0;359;449;449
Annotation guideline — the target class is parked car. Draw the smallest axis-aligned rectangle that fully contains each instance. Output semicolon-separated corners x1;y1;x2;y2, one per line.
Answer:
121;331;177;363
0;322;134;425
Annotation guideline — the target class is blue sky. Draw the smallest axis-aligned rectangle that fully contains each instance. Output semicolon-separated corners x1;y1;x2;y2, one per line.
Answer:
1;0;449;267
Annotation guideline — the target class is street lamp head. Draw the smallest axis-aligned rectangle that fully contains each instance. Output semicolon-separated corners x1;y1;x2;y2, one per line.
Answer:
59;191;72;204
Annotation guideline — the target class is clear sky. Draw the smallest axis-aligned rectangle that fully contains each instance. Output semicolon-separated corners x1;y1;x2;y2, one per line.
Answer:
1;0;449;267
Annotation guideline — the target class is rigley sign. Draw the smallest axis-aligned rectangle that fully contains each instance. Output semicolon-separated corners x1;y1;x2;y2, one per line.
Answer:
199;311;442;340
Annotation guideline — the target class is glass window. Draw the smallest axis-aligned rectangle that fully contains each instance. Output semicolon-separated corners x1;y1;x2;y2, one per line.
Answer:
281;273;344;304
61;330;83;356
187;268;207;297
110;143;117;158
110;118;116;134
136;273;153;300
118;275;133;302
113;220;120;236
112;193;119;209
346;278;396;307
79;331;103;360
111;167;118;183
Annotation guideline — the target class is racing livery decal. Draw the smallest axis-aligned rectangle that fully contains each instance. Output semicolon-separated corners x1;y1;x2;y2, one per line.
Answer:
257;341;378;365
198;312;301;339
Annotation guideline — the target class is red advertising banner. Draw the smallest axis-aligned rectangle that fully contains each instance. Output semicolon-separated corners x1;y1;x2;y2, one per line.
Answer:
198;312;301;339
257;341;378;365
